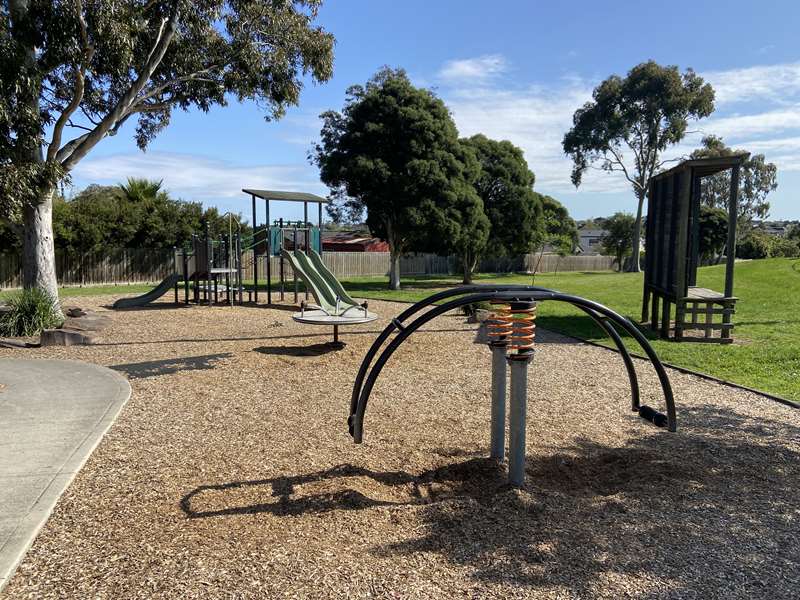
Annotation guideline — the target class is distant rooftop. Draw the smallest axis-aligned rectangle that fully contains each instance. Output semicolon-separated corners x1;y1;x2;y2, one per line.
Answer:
242;189;328;203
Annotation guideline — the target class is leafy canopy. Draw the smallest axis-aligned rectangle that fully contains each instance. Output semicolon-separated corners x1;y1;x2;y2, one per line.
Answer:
49;179;248;254
462;134;541;257
600;212;636;271
313;67;481;256
690;135;777;229
698;205;729;262
563;61;715;197
1;0;334;217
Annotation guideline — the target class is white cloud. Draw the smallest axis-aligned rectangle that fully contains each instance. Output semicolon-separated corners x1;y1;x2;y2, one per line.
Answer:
702;62;800;105
438;54;508;85
699;106;800;138
439;57;800;197
72;152;326;202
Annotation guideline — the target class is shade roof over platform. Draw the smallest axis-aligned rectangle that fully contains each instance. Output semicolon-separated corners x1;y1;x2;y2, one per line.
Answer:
242;189;328;203
651;154;750;182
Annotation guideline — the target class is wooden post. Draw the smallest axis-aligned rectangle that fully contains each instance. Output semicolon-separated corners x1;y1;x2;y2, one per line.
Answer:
674;169;692;341
651;293;660;333
642;287;651;322
266;198;271;305
660;298;671;340
725;164;740;299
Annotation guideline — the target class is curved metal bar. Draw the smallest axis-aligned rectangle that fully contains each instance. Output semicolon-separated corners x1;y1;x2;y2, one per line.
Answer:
350;289;675;442
349;284;549;418
580;308;640;411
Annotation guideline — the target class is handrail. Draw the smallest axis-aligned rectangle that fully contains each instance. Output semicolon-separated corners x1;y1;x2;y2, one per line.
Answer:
348;286;676;443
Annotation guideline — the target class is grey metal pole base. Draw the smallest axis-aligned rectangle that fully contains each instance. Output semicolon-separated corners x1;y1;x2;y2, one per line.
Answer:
489;343;507;461
508;352;533;487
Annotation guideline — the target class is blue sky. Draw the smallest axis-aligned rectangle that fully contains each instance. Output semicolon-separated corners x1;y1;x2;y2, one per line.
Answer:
70;0;800;223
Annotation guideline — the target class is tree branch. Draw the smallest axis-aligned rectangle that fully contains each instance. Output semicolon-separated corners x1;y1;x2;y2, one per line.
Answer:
60;0;180;170
48;0;94;162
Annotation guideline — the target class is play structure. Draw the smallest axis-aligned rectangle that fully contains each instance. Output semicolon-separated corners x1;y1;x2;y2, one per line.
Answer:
349;285;676;487
113;188;374;345
642;155;748;343
113;221;244;309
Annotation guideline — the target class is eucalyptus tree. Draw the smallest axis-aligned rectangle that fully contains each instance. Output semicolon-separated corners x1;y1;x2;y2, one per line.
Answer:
690;135;777;233
563;61;715;271
2;0;333;300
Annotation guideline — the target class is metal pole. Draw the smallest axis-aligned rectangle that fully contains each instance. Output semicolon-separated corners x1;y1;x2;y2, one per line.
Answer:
507;352;533;487
489;342;507;461
266;199;271;305
318;202;323;256
252;194;258;304
293;226;298;302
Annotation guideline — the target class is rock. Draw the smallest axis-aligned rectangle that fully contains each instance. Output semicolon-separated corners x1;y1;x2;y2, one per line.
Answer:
65;306;87;318
40;328;95;346
0;338;32;349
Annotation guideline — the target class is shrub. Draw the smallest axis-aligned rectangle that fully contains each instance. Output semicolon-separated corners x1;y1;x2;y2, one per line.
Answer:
0;288;63;337
770;237;800;258
736;231;773;259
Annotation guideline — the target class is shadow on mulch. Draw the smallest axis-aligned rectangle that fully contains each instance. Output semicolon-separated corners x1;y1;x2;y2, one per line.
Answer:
181;404;800;597
110;352;233;379
253;344;341;357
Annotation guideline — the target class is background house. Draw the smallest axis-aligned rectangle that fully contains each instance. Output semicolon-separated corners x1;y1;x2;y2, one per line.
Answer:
322;231;389;252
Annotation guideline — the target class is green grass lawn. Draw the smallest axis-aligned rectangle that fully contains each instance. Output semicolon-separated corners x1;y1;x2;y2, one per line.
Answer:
337;259;800;401
3;258;798;400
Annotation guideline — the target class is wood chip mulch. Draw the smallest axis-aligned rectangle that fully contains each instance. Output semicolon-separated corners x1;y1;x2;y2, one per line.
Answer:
1;295;798;599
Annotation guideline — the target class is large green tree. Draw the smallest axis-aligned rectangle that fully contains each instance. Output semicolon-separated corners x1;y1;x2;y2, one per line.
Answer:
563;61;715;272
461;134;541;259
690;135;777;233
313;68;481;289
1;0;333;302
600;212;636;271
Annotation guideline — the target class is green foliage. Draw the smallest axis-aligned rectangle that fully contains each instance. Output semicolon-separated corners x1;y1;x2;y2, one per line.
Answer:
698;205;729;262
600;212;636;271
770;236;800;258
461;134;541;258
1;1;334;212
0;288;63;337
736;230;774;259
534;194;578;251
50;180;248;254
690;136;777;231
563;61;715;269
313;67;482;288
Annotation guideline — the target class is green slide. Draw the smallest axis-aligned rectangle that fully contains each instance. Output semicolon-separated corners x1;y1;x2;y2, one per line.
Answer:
282;250;362;317
306;249;358;306
113;273;181;309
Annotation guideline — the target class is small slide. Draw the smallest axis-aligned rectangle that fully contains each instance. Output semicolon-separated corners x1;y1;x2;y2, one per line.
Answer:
112;273;182;309
307;249;358;306
282;250;365;317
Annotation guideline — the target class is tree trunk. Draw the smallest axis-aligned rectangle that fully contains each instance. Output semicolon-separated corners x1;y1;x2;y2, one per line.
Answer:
22;187;61;305
388;246;401;290
462;252;474;285
629;191;645;272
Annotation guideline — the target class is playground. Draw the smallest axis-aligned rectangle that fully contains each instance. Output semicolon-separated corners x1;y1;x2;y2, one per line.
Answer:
1;292;798;598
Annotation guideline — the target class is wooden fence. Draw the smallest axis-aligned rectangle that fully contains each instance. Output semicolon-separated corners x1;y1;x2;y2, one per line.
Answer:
0;249;616;289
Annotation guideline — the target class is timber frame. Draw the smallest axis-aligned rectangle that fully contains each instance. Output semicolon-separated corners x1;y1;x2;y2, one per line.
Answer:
642;155;748;343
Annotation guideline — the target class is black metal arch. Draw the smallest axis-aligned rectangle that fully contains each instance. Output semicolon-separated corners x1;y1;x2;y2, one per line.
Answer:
349;286;676;443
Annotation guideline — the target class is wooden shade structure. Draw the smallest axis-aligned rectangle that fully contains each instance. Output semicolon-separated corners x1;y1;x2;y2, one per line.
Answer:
642;155;748;343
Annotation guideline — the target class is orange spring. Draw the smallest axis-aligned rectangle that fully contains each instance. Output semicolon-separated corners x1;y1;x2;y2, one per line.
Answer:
487;301;513;341
508;305;536;352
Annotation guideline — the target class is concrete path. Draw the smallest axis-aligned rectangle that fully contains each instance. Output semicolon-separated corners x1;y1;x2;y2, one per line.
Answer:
0;359;131;592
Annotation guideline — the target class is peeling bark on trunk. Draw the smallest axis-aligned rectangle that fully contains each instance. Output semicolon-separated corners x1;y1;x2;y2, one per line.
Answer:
22;187;60;305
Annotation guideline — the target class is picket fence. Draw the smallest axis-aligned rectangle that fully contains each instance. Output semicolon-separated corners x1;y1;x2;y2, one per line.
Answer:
0;249;615;289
